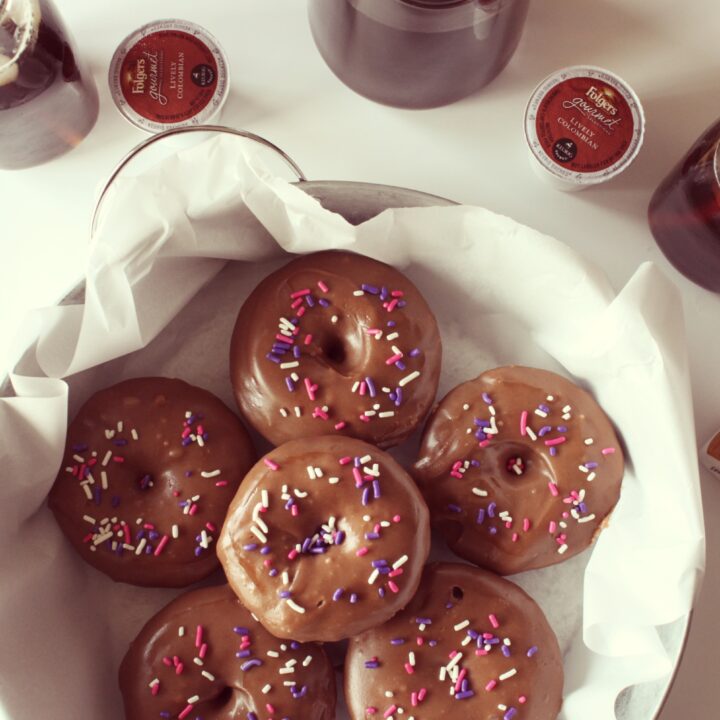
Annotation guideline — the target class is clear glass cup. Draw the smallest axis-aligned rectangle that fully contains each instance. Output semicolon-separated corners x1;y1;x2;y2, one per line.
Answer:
308;0;531;109
648;119;720;293
0;0;98;170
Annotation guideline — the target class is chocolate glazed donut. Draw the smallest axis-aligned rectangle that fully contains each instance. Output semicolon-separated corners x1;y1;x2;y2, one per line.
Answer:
119;584;336;720
48;378;256;587
345;563;563;720
218;435;431;642
230;250;442;448
414;367;624;574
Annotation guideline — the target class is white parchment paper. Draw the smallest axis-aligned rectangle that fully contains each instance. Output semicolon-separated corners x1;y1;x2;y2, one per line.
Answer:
0;135;705;720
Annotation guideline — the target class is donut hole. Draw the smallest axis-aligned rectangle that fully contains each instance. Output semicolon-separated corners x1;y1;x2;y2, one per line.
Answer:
322;335;348;366
451;585;464;601
495;442;546;480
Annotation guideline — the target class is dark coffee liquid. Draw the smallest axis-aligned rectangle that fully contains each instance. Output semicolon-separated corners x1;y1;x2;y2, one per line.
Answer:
648;119;720;292
308;0;530;108
0;0;98;169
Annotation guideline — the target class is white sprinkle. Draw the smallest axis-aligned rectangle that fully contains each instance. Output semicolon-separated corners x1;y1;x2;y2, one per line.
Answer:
280;408;289;418
563;404;572;413
584;438;594;445
200;530;210;549
178;626;185;637
446;652;463;670
546;395;555;401
104;430;114;440
399;370;420;387
314;467;324;479
93;531;113;546
82;515;96;524
294;489;308;498
280;361;299;369
306;465;315;479
279;667;295;675
267;650;280;658
286;599;306;614
526;426;538;441
489;405;496;417
386;332;399;341
364;410;376;417
409;651;416;666
558;543;569;554
251;526;268;543
122;544;134;551
254;515;269;534
472;487;488;497
201;469;221;478
72;454;84;463
577;514;597;524
385;691;395;698
202;670;215;681
282;571;290;585
331;315;339;324
454;620;470;631
291;372;300;382
283;681;296;687
562;413;571;421
149;678;159;688
328;476;340;485
294;406;302;417
579;464;589;473
368;569;380;584
102;450;113;467
187;694;200;704
303;655;313;667
439;667;447;681
534;409;548;418
135;538;147;555
131;428;139;440
359;454;372;464
99;471;108;490
379;411;395;418
462;403;470;410
261;489;269;508
587;472;596;482
392;555;408;569
499;668;517;681
117;421;123;432
262;684;272;694
353;290;364;296
351;381;360;393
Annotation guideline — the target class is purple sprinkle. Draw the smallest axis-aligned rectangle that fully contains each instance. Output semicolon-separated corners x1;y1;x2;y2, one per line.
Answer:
293;345;301;358
487;502;496;518
349;593;358;604
285;377;295;392
145;545;153;554
380;286;389;301
482;392;493;405
550;447;557;457
504;709;518;720
527;645;538;657
502;645;511;657
361;487;371;506
372;559;388;567
248;713;258;720
586;462;599;469
387;320;396;327
269;568;278;577
365;660;380;669
471;459;480;467
394;387;403;407
194;547;202;557
72;443;88;452
388;392;397;402
390;638;405;645
260;545;271;555
378;587;386;598
354;456;362;468
305;295;315;307
93;487;101;505
538;425;552;437
396;360;406;371
409;348;421;357
318;298;330;307
242;543;258;551
332;588;344;601
185;470;193;477
397;300;407;308
240;659;263;671
111;495;120;508
181;438;191;447
415;617;432;625
266;353;282;364
236;649;251;658
233;626;250;635
489;526;498;535
335;531;346;545
290;641;300;650
428;639;438;647
557;425;568;432
372;479;381;499
455;690;475;700
448;504;462;513
279;590;292;598
365;377;377;398
113;438;128;446
540;404;550;413
365;532;380;540
361;283;379;294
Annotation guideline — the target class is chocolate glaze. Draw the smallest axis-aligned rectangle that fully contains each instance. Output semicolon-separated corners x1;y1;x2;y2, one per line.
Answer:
345;563;563;720
414;367;624;575
218;435;430;642
119;584;336;720
49;378;256;587
230;251;442;448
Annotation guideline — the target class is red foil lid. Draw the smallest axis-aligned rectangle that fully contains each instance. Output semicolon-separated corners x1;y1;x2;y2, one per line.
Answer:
524;66;645;187
109;19;229;133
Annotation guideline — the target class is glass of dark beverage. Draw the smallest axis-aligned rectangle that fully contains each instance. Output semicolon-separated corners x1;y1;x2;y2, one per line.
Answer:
0;0;98;170
308;0;530;109
648;119;720;293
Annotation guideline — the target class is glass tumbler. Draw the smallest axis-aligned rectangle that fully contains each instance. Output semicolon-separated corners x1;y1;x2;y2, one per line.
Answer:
648;119;720;293
308;0;531;109
0;0;98;170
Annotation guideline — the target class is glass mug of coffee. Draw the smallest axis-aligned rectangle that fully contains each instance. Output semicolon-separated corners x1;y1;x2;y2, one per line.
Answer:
648;118;720;293
308;0;531;109
0;0;98;170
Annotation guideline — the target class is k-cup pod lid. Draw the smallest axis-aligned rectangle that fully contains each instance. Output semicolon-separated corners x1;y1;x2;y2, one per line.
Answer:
109;18;229;133
524;65;645;191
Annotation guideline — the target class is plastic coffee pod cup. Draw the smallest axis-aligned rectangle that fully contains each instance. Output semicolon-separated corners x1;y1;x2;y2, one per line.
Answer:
109;19;229;134
524;66;645;192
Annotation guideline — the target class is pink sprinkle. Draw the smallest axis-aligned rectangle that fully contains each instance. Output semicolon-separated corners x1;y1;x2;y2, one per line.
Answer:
388;568;403;578
548;521;557;533
153;535;169;557
391;290;404;297
352;467;363;486
339;456;352;465
384;705;397;718
385;353;403;365
388;581;400;593
359;414;370;423
178;704;194;719
264;458;280;471
392;515;401;523
296;306;306;318
545;436;567;447
291;504;299;517
290;288;311;298
181;427;191;438
162;657;172;667
418;688;427;701
189;503;198;515
215;480;228;487
386;298;399;313
359;381;367;396
366;709;377;716
172;655;180;666
519;695;527;704
485;680;497;691
151;682;160;696
602;447;616;455
520;410;528;436
175;662;184;675
195;625;203;648
334;421;346;430
266;704;276;714
450;471;463;479
404;663;414;674
113;456;124;463
455;668;467;692
479;440;490;448
288;549;299;560
512;532;519;542
548;482;559;497
489;613;500;628
505;521;512;529
276;333;294;344
304;378;318;401
304;333;313;345
475;649;489;656
356;547;369;557
143;523;155;530
411;692;418;706
291;297;304;309
199;642;208;659
449;650;458;659
523;517;531;532
123;523;131;545
81;533;93;544
317;280;329;292
313;407;329;420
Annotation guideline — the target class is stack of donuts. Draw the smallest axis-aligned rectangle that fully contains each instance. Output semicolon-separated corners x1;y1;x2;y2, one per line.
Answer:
48;250;625;720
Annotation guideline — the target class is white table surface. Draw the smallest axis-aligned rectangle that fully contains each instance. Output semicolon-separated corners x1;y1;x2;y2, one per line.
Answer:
1;0;719;716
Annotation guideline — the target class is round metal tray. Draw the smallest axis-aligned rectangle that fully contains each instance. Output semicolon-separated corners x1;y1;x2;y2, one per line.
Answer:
2;127;690;720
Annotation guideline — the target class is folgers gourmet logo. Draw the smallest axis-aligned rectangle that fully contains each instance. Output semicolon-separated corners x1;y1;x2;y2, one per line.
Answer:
562;84;621;129
127;51;167;105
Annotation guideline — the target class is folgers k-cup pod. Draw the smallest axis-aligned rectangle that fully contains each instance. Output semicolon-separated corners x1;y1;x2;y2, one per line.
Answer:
109;19;229;133
524;66;645;191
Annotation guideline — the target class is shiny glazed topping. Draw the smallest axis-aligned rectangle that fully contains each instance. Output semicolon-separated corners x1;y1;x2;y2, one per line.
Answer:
414;367;624;574
48;377;256;586
218;435;431;642
119;584;336;720
345;563;563;720
230;251;442;448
